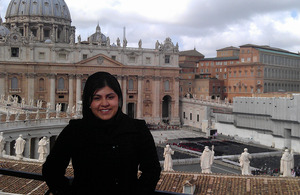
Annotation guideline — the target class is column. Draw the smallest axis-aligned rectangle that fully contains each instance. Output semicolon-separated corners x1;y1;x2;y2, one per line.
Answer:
171;77;180;125
24;137;30;158
68;74;74;109
49;74;56;110
122;76;127;114
0;73;6;96
152;76;161;124
76;74;82;105
137;76;143;119
26;73;35;103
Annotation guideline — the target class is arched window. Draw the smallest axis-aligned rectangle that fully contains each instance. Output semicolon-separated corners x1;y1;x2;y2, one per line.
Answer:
128;79;134;90
58;77;65;90
164;80;170;91
11;77;18;89
39;78;45;91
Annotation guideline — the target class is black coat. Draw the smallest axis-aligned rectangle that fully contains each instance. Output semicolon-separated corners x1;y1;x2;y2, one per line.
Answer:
42;111;161;195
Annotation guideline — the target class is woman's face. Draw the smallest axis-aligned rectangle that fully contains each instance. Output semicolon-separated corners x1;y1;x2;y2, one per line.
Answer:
90;86;119;120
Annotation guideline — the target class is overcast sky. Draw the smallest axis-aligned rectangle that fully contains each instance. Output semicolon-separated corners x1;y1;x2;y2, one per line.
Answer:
1;0;300;57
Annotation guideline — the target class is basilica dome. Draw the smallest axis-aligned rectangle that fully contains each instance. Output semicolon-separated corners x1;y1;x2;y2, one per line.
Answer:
4;0;74;44
5;0;71;22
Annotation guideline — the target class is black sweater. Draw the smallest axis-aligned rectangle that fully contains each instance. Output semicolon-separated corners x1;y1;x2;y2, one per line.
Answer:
42;111;161;195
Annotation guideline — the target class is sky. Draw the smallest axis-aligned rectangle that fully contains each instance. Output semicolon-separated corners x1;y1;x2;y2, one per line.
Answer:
1;0;300;57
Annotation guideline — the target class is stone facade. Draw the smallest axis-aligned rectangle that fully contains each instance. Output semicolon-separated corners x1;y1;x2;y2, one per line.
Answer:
0;0;180;125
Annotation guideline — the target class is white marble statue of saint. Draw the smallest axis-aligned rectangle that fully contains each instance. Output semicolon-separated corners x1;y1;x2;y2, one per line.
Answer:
280;149;294;177
200;146;214;173
239;148;252;175
0;132;5;157
15;112;20;121
35;109;40;120
21;98;25;107
38;137;49;161
14;134;26;159
163;144;174;171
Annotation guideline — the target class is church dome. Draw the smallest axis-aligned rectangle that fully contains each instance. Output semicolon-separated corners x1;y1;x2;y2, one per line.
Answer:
0;18;10;37
5;0;71;22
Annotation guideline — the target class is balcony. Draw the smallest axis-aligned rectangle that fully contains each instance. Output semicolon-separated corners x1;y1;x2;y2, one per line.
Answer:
56;89;69;94
9;88;21;93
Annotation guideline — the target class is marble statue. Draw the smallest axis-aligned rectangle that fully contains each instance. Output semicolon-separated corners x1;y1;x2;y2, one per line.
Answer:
106;36;110;46
35;109;40;120
280;149;294;177
155;40;160;49
15;112;20;121
38;137;49;161
123;38;127;47
200;146;214;173
6;111;10;122
239;148;252;175
77;35;81;43
138;39;142;48
25;110;29;120
21;98;25;107
14;134;26;159
117;37;120;47
163;144;174;171
0;132;5;157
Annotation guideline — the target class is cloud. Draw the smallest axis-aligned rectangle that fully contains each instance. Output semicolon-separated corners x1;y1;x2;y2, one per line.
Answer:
1;0;300;57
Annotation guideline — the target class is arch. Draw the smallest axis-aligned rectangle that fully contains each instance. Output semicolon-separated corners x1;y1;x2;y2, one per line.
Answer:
162;95;172;124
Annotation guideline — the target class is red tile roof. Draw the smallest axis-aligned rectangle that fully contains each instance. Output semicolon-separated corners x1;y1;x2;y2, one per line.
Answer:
1;159;300;195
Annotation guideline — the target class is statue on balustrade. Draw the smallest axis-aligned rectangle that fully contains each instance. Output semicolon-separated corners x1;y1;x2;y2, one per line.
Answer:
163;144;174;171
14;134;26;159
0;132;5;157
280;149;294;177
38;137;49;161
239;148;252;175
200;146;214;173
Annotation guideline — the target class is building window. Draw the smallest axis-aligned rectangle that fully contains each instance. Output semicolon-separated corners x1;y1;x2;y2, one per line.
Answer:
224;74;227;79
44;29;50;38
190;113;192;120
165;55;170;63
111;55;116;60
11;47;19;57
11;77;18;89
82;54;88;59
247;57;251;62
39;78;45;91
59;53;67;60
129;56;135;63
146;57;151;64
164;80;170;91
58;78;65;90
241;58;245;62
197;114;199;122
128;79;134;90
183;112;186;119
39;52;45;59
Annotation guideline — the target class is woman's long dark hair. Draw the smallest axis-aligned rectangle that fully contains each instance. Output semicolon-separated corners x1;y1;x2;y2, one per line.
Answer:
82;72;123;119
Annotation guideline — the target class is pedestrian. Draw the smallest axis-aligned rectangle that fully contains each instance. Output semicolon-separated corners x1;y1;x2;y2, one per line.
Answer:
42;72;161;195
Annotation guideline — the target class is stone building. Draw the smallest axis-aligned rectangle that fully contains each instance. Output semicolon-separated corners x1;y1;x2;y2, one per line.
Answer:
0;0;180;125
195;45;300;102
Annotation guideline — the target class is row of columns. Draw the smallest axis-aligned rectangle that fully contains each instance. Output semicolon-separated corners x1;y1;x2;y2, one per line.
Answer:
0;73;180;124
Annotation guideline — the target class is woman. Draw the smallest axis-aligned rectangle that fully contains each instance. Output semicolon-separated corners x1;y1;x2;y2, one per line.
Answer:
42;72;161;195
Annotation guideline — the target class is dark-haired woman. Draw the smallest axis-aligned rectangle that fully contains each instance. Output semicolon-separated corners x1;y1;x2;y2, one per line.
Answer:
42;72;161;195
